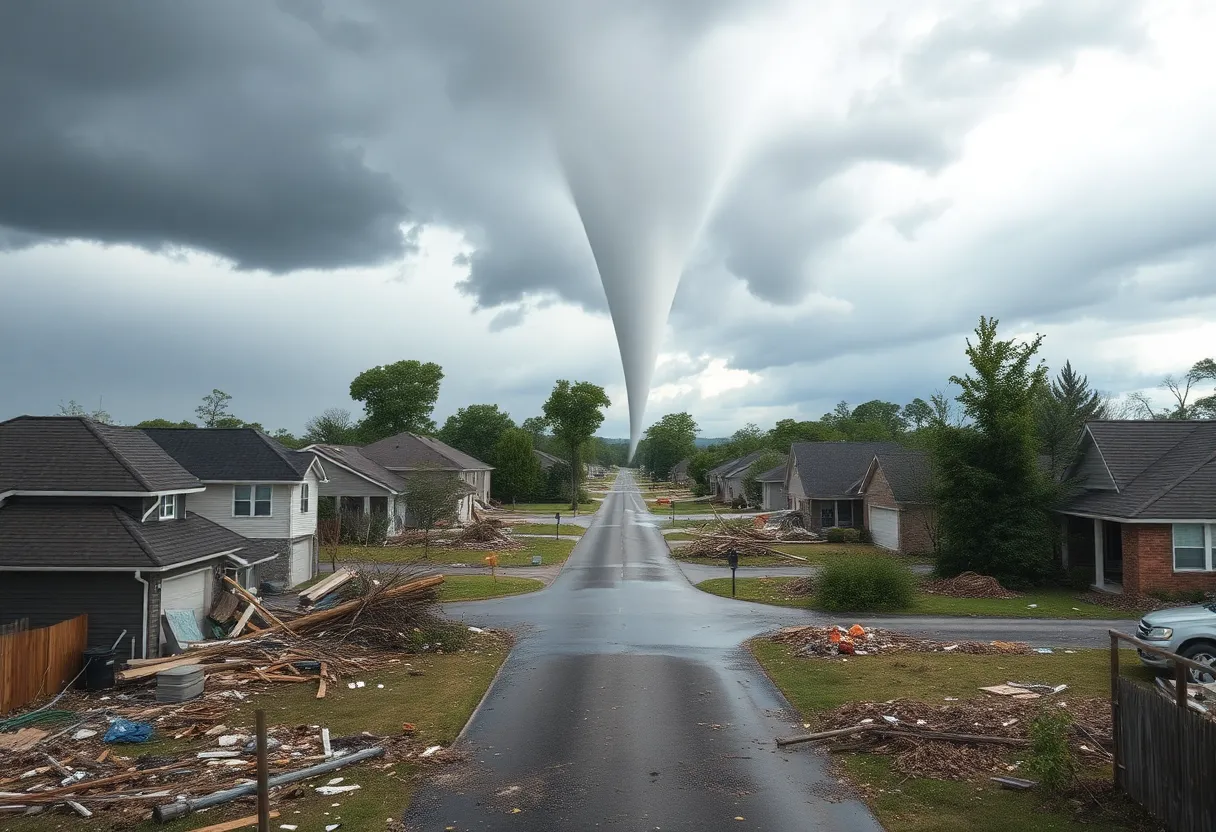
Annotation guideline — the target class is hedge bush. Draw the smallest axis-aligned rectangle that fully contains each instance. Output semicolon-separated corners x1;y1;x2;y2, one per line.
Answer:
824;526;862;544
817;556;915;612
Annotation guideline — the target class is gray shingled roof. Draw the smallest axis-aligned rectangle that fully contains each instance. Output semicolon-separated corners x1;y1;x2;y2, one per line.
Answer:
308;445;408;491
144;428;319;482
0;417;201;494
0;503;253;569
710;450;768;480
670;458;690;477
1062;421;1216;519
755;459;789;483
869;452;932;503
361;432;492;471
790;441;905;498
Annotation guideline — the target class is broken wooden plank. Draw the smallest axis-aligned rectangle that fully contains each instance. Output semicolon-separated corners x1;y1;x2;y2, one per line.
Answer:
776;724;883;747
222;577;288;629
229;604;257;638
317;661;328;699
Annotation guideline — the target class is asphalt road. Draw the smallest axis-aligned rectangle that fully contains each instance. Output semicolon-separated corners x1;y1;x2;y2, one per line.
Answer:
404;471;1136;831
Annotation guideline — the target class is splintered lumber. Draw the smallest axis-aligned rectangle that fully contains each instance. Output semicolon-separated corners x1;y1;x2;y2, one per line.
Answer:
229;604;256;638
316;662;328;699
301;569;354;604
222;577;288;629
777;724;882;747
153;747;384;822
188;811;280;832
14;763;184;801
118;573;444;681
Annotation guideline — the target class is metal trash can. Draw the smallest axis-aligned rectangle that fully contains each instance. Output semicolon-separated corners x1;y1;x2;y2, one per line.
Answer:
82;646;117;691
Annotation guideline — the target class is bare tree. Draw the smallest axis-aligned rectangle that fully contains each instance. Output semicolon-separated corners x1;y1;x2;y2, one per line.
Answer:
58;399;113;424
403;466;468;557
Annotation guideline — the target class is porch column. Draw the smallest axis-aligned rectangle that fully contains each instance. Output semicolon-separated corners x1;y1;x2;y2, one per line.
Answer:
834;500;839;527
1060;517;1070;568
1093;518;1105;589
363;496;371;515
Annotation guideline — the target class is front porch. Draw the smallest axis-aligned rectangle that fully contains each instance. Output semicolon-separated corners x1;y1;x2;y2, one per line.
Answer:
1062;515;1124;594
805;498;864;532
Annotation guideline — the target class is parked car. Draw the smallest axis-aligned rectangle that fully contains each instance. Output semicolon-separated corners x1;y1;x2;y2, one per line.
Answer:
1136;602;1216;683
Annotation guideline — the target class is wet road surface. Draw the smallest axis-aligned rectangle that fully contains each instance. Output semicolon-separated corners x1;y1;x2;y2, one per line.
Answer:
405;471;1134;830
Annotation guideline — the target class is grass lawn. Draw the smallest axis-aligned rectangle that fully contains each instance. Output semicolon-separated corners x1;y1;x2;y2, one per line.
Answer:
649;501;753;514
508;522;585;536
329;537;577;568
7;649;509;832
697;577;1139;619
502;502;597;515
439;574;545;601
751;640;1156;831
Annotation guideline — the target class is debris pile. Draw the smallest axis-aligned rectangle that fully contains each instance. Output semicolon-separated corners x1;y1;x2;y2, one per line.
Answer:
770;625;1033;658
920;571;1021;599
781;695;1110;780
678;520;820;562
1074;590;1197;614
385;520;523;551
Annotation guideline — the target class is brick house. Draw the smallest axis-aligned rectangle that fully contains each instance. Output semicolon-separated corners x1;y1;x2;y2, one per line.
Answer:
785;441;903;531
1060;420;1216;597
858;452;936;555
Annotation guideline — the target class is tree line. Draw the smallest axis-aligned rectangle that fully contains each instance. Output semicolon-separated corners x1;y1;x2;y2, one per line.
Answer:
55;359;621;510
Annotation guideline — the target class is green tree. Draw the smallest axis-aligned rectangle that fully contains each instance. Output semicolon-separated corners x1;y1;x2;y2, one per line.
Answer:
542;380;612;510
58;399;113;424
270;428;305;449
349;360;444;441
901;398;934;430
438;404;515;466
195;389;234;427
304;408;360;445
1129;358;1216;419
849;400;907;438
932;317;1058;586
493;427;541;504
136;418;199;429
743;449;785;505
1036;361;1106;478
403;466;467;557
642;412;698;479
767;418;843;448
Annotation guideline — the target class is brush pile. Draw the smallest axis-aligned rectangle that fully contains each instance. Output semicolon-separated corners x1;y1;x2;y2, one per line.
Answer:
678;518;819;561
920;571;1021;599
770;625;1032;658
385;520;523;551
797;696;1110;780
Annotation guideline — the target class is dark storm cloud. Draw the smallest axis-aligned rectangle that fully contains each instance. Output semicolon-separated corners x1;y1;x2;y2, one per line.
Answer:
0;1;407;272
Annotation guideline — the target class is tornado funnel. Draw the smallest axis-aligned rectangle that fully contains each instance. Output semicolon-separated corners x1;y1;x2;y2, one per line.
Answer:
552;45;747;458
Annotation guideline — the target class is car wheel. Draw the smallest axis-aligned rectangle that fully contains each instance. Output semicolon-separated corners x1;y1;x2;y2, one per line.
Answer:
1180;640;1216;685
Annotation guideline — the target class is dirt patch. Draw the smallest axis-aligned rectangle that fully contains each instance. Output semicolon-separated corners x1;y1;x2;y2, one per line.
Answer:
770;626;1032;658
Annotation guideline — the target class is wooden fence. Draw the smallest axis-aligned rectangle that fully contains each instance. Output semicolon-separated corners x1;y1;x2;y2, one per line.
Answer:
1111;631;1216;832
0;615;88;715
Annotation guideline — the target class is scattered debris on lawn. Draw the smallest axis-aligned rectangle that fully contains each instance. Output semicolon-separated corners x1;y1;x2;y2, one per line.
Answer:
676;518;820;562
0;567;508;822
778;696;1111;780
770;625;1033;658
386;520;524;551
1074;590;1199;614
920;571;1020;599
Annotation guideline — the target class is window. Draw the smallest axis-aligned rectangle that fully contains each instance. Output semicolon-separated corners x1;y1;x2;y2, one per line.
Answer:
838;501;854;527
820;505;835;528
300;483;309;513
1173;524;1212;571
234;485;273;517
159;494;176;520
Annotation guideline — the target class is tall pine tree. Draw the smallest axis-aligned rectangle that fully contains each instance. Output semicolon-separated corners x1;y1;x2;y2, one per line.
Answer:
1036;360;1106;479
932;317;1060;587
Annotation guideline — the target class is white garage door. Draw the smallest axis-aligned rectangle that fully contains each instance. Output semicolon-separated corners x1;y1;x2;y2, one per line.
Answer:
290;540;313;587
869;507;900;551
161;570;210;632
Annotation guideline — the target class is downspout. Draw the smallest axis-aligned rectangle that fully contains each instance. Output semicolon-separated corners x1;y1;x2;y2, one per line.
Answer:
133;570;150;659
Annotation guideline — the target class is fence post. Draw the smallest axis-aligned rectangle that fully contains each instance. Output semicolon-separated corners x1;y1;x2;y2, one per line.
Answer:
1110;630;1120;787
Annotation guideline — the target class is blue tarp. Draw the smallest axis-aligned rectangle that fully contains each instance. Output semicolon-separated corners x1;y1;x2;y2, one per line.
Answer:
104;718;153;743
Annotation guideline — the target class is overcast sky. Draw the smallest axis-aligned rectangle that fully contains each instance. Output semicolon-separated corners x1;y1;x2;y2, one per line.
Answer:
2;0;1215;438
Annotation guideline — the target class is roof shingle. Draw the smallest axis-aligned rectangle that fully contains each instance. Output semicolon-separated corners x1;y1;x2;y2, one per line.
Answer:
0;417;200;493
868;452;932;503
1062;421;1216;519
361;432;492;471
308;445;408;492
0;503;254;569
143;428;319;482
790;441;905;498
